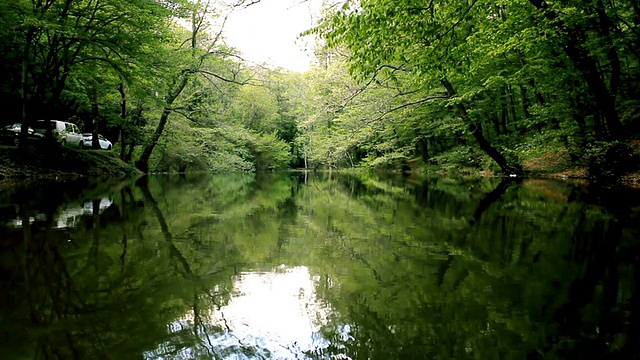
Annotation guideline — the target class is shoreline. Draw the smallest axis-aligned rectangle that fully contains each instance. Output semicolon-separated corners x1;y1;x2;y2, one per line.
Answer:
0;145;142;183
1;145;639;189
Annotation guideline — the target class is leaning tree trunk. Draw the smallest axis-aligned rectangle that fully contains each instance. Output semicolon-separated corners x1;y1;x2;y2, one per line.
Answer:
135;73;190;173
441;78;522;176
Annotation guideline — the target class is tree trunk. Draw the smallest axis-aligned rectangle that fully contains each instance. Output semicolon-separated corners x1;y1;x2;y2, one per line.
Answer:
125;140;136;163
118;83;127;160
135;73;190;172
416;137;430;163
89;79;100;149
19;27;35;151
500;88;509;133
520;43;567;131
507;85;517;133
594;0;621;99
527;0;622;138
491;112;502;135
441;78;522;175
519;85;531;119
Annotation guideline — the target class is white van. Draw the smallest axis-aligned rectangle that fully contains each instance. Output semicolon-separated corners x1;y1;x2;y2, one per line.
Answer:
34;120;84;147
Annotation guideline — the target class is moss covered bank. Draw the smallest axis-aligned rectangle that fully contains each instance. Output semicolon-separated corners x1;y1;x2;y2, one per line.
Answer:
0;145;142;182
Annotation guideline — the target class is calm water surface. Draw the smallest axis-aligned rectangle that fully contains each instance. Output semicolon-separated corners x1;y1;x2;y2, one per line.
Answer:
0;172;639;359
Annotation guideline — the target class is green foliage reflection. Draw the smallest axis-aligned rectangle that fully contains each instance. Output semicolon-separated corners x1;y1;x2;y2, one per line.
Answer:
0;173;638;359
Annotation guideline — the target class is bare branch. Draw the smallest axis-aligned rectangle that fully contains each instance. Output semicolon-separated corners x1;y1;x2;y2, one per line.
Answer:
383;94;449;116
208;11;229;50
233;0;261;8
194;69;247;84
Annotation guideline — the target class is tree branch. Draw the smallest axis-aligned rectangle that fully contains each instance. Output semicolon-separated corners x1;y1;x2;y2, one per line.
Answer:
194;69;246;84
378;94;450;120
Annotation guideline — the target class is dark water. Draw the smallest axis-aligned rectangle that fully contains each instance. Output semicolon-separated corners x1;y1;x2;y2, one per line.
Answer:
0;172;639;359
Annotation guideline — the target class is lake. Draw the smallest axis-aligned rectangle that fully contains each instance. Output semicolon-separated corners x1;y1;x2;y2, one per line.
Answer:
0;172;639;359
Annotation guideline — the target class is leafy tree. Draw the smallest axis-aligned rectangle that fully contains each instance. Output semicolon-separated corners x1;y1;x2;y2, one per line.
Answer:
250;132;293;171
135;0;254;172
230;84;281;134
311;0;524;174
308;0;639;176
0;0;182;147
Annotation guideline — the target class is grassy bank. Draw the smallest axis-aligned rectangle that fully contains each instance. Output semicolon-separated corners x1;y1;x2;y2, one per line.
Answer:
0;145;142;181
404;137;640;186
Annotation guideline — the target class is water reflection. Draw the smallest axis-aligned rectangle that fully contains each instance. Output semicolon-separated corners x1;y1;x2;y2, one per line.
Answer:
0;173;638;359
4;196;113;229
146;266;332;359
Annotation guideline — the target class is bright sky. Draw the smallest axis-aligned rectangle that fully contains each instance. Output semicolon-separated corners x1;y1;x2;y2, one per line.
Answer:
148;266;335;358
223;0;325;72
209;266;332;356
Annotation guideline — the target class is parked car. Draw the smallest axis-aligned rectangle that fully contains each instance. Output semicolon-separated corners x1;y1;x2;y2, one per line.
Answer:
82;133;112;150
33;120;83;147
0;123;44;145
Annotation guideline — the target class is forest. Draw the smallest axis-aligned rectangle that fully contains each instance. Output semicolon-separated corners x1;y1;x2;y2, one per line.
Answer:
0;0;639;179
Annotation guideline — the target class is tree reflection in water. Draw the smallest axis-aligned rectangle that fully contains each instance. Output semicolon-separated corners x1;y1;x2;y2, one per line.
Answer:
0;173;638;359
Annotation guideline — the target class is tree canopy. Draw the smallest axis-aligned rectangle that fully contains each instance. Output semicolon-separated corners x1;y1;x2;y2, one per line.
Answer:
0;0;637;177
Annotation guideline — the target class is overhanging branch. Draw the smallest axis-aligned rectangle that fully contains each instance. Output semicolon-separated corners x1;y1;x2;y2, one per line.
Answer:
194;69;246;84
377;94;449;121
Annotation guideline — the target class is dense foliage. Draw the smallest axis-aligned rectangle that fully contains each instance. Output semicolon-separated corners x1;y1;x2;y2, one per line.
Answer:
0;0;638;176
307;0;640;175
